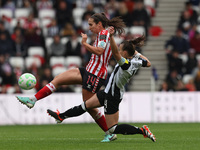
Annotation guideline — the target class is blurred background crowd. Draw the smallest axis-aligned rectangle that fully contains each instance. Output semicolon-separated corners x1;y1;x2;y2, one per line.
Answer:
0;0;156;94
161;0;200;92
0;0;200;94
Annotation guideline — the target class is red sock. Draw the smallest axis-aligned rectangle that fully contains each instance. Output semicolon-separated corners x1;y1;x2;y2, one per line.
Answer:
95;111;108;132
35;83;56;100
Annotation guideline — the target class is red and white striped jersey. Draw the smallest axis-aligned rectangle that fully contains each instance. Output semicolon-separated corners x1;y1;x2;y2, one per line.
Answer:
86;29;112;79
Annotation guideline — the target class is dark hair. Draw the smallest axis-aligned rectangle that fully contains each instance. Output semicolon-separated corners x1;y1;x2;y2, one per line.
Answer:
90;12;126;35
121;35;145;56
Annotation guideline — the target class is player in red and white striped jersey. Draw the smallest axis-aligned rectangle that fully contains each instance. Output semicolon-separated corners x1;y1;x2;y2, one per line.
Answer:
16;13;125;142
86;29;112;80
47;27;155;142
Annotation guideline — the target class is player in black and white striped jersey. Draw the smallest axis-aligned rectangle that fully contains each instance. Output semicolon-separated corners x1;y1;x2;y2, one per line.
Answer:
47;26;156;142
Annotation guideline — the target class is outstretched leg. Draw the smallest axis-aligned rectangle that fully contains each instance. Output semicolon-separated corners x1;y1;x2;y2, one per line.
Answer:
47;102;88;123
16;68;82;108
105;113;156;142
36;68;82;100
47;93;117;142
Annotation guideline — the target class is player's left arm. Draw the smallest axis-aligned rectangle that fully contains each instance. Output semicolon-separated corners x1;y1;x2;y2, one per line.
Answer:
109;27;122;62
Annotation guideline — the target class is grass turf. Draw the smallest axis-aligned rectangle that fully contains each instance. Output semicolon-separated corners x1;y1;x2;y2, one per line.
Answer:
0;123;199;150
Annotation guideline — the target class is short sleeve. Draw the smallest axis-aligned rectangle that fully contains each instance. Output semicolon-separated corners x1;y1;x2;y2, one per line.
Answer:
118;57;130;70
97;30;109;49
139;57;148;67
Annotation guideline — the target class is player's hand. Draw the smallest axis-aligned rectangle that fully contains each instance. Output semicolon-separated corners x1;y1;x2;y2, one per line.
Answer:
81;32;87;44
108;26;115;37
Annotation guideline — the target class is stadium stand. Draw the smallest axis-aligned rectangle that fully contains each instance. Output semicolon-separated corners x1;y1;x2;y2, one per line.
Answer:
65;56;82;69
129;0;197;91
25;56;42;69
49;56;65;68
15;8;30;18
9;56;24;70
2;0;199;93
0;8;13;18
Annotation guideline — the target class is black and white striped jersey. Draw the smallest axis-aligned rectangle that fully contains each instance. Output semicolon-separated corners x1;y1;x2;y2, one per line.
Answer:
104;56;147;99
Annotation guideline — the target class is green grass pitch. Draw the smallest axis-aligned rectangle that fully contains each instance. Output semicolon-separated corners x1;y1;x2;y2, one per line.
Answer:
0;123;199;150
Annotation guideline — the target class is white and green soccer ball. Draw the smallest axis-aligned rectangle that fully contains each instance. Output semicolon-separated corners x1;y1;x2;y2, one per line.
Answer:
18;73;37;90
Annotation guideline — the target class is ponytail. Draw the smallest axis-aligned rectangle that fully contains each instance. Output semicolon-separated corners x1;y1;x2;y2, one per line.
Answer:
107;16;126;35
122;35;145;56
129;35;145;47
90;12;126;35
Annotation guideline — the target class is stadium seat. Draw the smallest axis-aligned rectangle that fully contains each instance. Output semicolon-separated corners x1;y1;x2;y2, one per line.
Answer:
52;66;67;77
178;54;188;64
50;56;65;68
149;26;162;36
45;37;53;55
77;36;83;43
74;86;82;93
25;56;42;68
42;27;48;37
72;8;85;27
15;8;30;18
196;54;200;61
114;36;123;45
193;6;200;16
9;57;24;69
38;9;55;19
34;18;40;26
124;27;130;34
7;86;16;94
0;8;13;18
61;37;69;45
28;46;45;57
144;0;156;8
197;25;200;33
10;18;25;29
65;56;82;69
182;74;193;84
36;1;53;9
129;26;146;37
94;7;101;13
40;18;51;28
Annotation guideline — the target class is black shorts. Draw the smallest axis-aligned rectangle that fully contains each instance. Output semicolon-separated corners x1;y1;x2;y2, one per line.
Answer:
97;90;122;115
79;67;105;93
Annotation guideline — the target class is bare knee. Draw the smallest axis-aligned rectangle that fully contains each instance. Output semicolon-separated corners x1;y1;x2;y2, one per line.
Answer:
51;77;59;88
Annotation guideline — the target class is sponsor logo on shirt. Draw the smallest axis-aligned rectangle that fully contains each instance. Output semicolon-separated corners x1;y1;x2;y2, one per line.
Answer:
100;35;107;40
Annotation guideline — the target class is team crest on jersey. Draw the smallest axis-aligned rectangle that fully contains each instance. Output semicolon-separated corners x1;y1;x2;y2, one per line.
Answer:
98;41;106;49
101;30;106;34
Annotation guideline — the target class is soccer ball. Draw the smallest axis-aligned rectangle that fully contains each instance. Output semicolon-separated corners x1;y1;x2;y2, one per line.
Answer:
18;73;37;90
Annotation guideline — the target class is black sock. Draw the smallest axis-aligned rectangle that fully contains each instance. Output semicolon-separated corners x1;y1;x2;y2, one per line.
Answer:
113;124;143;135
59;105;86;119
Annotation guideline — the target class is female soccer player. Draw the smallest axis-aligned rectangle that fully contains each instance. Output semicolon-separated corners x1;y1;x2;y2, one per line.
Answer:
47;26;156;142
16;13;125;141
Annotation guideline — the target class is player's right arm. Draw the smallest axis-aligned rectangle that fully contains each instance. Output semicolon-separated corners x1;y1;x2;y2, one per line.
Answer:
81;33;104;56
